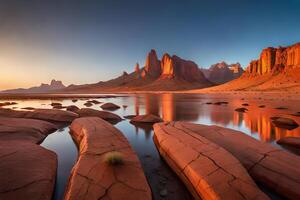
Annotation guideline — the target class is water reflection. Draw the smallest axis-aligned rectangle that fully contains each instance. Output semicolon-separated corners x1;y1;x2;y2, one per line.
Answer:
131;93;300;144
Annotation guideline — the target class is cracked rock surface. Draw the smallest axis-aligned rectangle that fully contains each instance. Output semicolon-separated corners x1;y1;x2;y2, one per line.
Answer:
170;122;300;200
0;108;78;123
0;141;57;200
65;117;151;200
153;122;269;200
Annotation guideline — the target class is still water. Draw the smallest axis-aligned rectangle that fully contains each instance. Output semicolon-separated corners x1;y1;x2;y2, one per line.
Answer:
2;93;300;199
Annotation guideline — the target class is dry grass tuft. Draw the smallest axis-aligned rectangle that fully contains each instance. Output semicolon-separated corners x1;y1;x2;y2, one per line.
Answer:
104;151;124;165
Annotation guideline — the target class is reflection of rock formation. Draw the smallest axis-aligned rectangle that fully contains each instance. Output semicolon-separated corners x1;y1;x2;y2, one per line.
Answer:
161;93;175;122
145;94;159;116
134;96;140;115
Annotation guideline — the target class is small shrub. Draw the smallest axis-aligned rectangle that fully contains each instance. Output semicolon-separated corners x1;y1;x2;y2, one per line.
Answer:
104;151;124;165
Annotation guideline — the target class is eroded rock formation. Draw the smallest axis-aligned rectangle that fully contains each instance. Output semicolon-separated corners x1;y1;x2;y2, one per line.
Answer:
153;122;269;200
245;43;300;75
143;49;161;78
65;117;151;200
169;122;300;200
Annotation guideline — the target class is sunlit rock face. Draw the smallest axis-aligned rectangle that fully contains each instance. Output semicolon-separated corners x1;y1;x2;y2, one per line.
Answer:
201;62;244;84
135;62;140;78
245;42;300;75
160;54;207;82
143;49;161;78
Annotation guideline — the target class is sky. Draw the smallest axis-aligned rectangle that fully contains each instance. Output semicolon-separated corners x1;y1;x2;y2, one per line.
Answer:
0;0;300;90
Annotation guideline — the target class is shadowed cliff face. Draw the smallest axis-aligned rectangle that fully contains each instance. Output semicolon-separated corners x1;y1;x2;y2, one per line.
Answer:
246;43;300;75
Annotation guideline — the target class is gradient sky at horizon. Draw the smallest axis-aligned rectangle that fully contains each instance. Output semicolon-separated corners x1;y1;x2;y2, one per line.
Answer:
0;0;300;90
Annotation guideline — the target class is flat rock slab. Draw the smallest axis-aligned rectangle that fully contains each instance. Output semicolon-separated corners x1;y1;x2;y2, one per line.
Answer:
0;108;78;122
0;117;57;143
153;122;269;200
75;108;122;123
171;122;300;200
0;141;57;200
130;114;163;123
277;137;300;148
65;117;151;200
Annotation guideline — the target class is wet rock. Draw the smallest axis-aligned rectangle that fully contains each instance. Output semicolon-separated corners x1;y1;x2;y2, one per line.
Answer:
130;114;163;123
172;122;300;200
71;99;78;103
213;101;228;105
271;117;299;130
0;117;57;143
153;122;269;200
65;117;151;200
277;137;300;148
100;102;120;110
66;105;79;113
0;141;57;200
83;102;93;107
235;107;248;112
0;108;78;123
123;115;137;119
50;102;62;107
0;102;18;107
75;108;122;123
21;107;35;110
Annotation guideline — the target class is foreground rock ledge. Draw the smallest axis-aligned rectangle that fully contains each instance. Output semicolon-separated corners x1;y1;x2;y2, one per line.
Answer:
153;122;269;200
65;117;151;200
0;141;57;200
0;117;57;143
166;122;300;200
0;108;78;123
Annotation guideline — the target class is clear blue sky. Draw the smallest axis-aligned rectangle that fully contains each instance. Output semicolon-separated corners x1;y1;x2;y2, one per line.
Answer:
0;0;300;89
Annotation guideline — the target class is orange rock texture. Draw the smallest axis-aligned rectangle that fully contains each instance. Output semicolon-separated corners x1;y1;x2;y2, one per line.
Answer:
246;43;300;75
169;122;300;200
153;122;269;200
65;117;151;200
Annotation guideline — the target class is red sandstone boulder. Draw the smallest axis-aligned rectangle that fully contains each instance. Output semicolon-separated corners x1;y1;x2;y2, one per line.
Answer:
65;117;151;200
153;122;269;200
171;122;300;200
130;114;163;123
100;102;120;110
0;141;57;200
0;108;78;122
75;108;122;123
66;105;80;112
0;117;57;143
277;137;300;148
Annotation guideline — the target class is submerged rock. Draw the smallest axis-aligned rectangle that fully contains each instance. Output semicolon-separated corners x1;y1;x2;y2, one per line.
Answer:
277;137;300;148
169;122;300;200
100;102;120;110
130;114;163;123
0;141;57;200
65;117;151;200
153;122;269;200
271;117;299;130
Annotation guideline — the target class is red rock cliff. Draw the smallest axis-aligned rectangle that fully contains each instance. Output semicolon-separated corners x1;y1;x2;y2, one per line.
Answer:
143;49;161;78
160;54;207;82
245;42;300;75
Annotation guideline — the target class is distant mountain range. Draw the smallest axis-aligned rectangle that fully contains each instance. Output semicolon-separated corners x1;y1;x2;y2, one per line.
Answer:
2;79;66;93
7;42;299;93
200;62;244;84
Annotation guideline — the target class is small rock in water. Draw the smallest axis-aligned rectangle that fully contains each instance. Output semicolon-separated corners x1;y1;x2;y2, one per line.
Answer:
275;106;288;110
235;107;248;113
258;105;265;108
242;103;249;106
271;117;299;130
